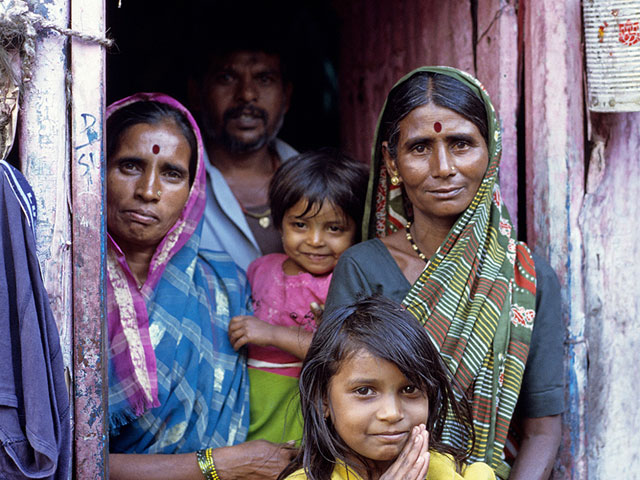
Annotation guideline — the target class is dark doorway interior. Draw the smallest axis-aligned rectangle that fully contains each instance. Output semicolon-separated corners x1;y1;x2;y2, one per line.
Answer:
106;0;341;152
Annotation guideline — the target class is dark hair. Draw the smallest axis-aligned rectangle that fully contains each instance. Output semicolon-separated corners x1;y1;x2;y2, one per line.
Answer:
269;148;368;240
187;3;291;84
278;295;474;480
106;101;198;186
380;71;489;159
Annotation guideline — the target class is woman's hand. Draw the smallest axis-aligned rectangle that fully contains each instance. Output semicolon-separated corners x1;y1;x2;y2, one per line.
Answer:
109;440;297;480
379;424;430;480
228;315;274;350
214;439;298;480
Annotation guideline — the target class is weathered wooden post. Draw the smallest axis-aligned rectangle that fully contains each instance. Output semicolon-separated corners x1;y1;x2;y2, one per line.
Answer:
18;0;108;477
581;1;640;477
475;0;520;227
524;0;587;478
20;0;73;372
70;0;108;478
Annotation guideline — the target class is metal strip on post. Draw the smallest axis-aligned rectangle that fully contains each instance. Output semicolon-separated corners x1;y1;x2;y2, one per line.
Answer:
70;0;108;478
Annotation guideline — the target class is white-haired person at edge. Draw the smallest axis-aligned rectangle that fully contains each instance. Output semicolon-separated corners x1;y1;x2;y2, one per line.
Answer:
324;67;564;480
106;93;295;480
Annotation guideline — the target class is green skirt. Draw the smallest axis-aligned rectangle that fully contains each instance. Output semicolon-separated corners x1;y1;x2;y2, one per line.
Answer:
247;368;303;444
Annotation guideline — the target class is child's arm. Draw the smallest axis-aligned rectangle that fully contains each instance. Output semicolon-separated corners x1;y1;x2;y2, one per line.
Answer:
228;315;313;360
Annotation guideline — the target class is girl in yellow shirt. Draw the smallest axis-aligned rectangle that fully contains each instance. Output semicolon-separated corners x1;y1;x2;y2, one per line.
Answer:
278;296;495;480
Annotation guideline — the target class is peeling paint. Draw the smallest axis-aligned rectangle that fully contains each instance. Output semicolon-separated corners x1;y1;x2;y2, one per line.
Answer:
524;1;587;478
69;0;108;478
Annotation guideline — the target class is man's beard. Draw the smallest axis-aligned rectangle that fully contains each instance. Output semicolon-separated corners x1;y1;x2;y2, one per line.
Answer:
205;103;286;154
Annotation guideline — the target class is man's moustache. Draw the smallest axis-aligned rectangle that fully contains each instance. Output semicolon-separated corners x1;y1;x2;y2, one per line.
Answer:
223;105;268;122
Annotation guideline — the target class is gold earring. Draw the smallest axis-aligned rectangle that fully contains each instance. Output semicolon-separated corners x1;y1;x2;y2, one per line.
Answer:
390;175;401;186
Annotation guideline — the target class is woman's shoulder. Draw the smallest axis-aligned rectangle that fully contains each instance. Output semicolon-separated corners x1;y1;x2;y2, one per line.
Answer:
197;248;248;288
341;238;389;262
530;252;560;289
198;247;243;271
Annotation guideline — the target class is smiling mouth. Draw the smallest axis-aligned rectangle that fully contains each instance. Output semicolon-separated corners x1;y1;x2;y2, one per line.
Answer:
301;253;330;261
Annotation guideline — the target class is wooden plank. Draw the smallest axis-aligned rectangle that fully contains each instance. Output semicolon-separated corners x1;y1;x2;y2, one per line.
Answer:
70;0;107;478
337;0;475;165
19;0;73;391
581;111;640;478
337;0;520;227
523;0;587;477
476;0;520;228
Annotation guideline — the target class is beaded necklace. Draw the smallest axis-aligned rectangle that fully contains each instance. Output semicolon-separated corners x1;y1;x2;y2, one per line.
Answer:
404;221;429;262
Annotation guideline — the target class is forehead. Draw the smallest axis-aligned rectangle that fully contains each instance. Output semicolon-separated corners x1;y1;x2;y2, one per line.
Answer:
286;198;347;221
399;103;481;138
333;348;401;379
118;120;181;144
210;50;282;74
114;121;190;159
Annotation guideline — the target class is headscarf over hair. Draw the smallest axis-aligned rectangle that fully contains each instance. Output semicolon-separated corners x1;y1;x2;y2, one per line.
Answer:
106;93;249;452
365;67;537;478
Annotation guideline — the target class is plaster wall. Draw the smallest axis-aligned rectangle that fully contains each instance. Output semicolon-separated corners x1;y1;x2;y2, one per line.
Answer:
523;1;587;477
582;112;640;478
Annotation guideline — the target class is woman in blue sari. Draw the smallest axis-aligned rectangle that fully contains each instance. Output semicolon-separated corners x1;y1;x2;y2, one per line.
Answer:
106;93;293;479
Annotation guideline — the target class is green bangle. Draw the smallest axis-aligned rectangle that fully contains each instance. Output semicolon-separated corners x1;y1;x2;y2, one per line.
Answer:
196;448;221;480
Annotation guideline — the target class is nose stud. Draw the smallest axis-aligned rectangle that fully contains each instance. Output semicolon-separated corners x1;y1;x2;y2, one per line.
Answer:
157;190;162;197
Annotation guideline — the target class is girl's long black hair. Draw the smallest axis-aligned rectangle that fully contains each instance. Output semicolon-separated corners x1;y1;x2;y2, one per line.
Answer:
278;295;475;480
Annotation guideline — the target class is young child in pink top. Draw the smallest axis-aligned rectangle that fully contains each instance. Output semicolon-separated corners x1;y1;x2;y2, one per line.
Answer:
228;148;368;444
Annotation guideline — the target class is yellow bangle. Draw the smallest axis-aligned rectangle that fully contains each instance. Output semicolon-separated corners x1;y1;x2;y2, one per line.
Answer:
196;448;221;480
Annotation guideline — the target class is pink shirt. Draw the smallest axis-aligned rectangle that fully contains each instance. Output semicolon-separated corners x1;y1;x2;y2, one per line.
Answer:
247;253;331;377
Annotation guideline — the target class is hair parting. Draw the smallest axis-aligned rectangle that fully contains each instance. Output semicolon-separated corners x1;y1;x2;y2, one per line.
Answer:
380;71;489;161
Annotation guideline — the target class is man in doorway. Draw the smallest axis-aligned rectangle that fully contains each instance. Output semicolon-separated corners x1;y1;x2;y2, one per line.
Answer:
191;45;297;271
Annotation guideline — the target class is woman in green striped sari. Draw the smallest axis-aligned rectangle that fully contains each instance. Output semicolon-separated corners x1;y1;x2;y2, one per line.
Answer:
325;67;564;480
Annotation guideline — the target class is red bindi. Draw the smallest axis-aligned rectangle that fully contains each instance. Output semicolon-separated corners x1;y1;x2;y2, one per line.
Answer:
152;144;160;154
434;122;442;133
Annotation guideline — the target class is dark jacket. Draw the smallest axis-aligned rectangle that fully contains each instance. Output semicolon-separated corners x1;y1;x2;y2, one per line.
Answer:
0;161;70;479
